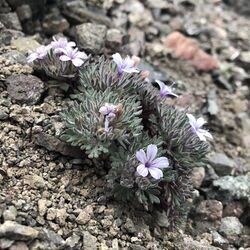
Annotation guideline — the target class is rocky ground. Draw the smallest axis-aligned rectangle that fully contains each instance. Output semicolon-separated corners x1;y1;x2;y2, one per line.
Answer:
0;0;250;249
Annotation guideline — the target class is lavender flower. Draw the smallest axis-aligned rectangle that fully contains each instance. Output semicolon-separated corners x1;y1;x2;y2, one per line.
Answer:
136;144;169;180
187;114;213;141
99;103;118;133
59;47;88;67
155;80;178;98
50;37;76;53
27;45;50;63
112;53;139;76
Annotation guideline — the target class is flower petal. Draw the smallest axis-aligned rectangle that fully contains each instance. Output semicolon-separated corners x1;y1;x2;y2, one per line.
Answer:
199;129;213;140
112;53;123;67
136;149;147;164
151;157;169;169
155;80;166;91
148;167;163;180
196;131;207;141
146;144;157;162
77;51;88;60
68;41;76;47
122;67;139;73
196;117;206;127
59;55;71;61
137;164;149;177
72;58;84;67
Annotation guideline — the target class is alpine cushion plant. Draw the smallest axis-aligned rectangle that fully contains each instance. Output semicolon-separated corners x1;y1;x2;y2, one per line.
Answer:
58;52;212;229
27;36;88;80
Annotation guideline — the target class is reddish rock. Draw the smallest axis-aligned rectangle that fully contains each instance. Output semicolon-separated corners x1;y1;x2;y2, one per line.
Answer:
164;31;219;71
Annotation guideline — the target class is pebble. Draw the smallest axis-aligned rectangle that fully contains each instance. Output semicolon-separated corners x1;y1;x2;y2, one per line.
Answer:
219;217;243;237
6;74;45;105
208;152;235;176
190;167;205;188
82;231;97;250
0;221;39;240
76;205;93;225
75;23;107;54
3;206;17;221
196;200;223;221
0;12;22;30
65;234;81;248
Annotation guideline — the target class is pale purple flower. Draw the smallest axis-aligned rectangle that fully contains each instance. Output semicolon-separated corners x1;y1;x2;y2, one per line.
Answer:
50;37;76;53
99;103;117;133
155;80;178;98
136;144;169;180
187;114;213;141
59;47;88;67
112;53;139;76
27;45;49;63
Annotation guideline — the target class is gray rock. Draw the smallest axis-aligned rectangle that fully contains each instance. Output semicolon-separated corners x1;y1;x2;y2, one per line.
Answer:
213;174;250;203
82;231;97;250
65;234;81;248
0;106;9;120
123;218;136;233
62;1;112;28
42;9;69;35
106;28;125;49
129;244;147;250
0;0;11;13
76;205;93;225
0;221;39;240
2;50;27;65
32;132;85;158
211;231;229;248
16;4;32;21
208;152;235;176
3;206;17;221
38;199;47;217
219;217;243;237
0;12;22;30
76;23;107;54
46;208;57;221
196;200;223;221
0;27;12;46
39;229;65;247
11;37;41;54
6;74;45;105
9;242;29;250
207;89;219;116
0;238;14;249
23;174;46;189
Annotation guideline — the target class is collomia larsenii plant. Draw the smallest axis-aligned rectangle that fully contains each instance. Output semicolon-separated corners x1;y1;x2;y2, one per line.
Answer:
29;43;213;228
58;52;213;229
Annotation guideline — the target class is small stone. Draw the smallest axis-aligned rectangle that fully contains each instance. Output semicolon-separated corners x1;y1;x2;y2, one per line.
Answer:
190;167;205;188
42;9;69;35
106;28;124;49
0;221;39;240
23;174;46;189
65;234;80;248
38;199;47;217
75;23;107;54
129;244;147;250
0;12;22;30
76;205;93;225
46;208;57;221
16;5;32;21
82;231;97;250
9;242;29;250
196;200;223;221
6;74;45;105
223;201;244;218
219;217;243;237
112;238;119;250
0;238;14;249
123;218;136;233
208;152;235;176
207;89;219;116
211;231;229;248
213;174;250;202
3;206;17;221
40;229;65;247
0;106;8;120
56;208;67;226
11;37;41;54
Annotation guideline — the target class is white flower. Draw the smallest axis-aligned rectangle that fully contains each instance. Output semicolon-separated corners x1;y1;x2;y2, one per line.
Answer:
187;113;213;141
